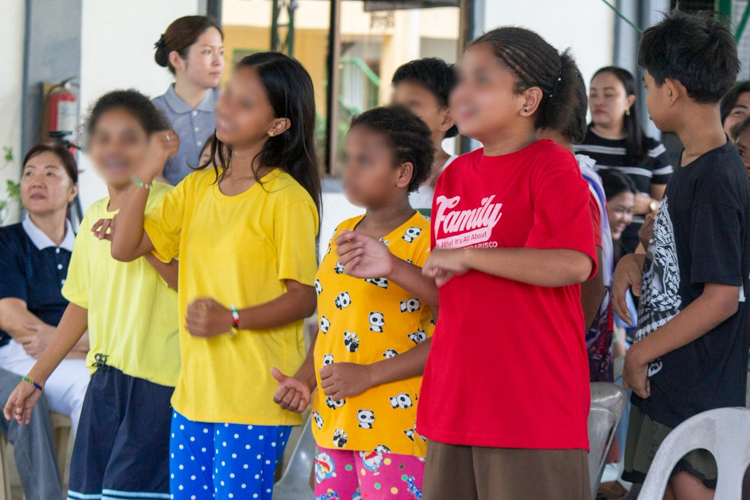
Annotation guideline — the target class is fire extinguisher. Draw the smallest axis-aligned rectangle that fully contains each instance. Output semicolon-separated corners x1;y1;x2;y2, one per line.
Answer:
42;77;83;229
43;77;79;149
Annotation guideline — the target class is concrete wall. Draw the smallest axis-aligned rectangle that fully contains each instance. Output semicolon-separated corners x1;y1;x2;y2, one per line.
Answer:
482;0;615;91
77;0;200;211
22;0;82;155
0;0;26;225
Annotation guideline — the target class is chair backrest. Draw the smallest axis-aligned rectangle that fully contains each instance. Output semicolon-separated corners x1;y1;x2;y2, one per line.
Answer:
588;382;628;500
638;407;750;500
272;416;316;500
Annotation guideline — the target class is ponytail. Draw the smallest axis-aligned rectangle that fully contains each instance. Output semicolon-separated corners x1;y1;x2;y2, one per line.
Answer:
470;28;583;137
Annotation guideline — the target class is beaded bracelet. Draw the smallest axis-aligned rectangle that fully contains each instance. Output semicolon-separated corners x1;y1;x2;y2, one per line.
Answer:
229;305;240;338
22;376;44;393
133;177;153;190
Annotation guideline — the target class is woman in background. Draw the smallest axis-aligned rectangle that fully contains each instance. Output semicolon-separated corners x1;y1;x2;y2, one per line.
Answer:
0;143;89;435
575;66;672;255
153;15;224;185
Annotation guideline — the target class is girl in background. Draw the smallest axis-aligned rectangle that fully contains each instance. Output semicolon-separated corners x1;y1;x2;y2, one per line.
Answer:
416;27;597;499
4;90;180;500
109;52;320;500
273;105;440;500
575;67;672;255
600;169;637;263
153;15;224;185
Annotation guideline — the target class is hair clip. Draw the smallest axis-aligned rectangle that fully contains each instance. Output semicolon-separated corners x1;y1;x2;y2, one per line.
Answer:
154;34;166;49
550;75;563;98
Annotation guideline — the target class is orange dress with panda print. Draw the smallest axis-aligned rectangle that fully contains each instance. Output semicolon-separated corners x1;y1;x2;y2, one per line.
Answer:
311;212;433;457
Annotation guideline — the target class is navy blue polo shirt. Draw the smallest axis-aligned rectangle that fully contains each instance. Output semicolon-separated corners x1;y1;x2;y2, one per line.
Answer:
0;215;75;347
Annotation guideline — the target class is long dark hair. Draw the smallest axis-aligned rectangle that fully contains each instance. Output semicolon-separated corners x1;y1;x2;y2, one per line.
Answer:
600;169;637;201
469;27;584;135
155;16;223;75
590;66;647;162
200;52;322;214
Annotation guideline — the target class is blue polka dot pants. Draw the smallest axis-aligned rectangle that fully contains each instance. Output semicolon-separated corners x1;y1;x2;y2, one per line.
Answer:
169;410;291;500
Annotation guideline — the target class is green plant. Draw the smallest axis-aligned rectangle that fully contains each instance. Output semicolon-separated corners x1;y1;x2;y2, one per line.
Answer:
0;146;20;226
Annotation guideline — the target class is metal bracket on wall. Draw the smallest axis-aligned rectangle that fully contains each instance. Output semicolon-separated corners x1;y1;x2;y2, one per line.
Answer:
736;1;750;41
271;0;298;55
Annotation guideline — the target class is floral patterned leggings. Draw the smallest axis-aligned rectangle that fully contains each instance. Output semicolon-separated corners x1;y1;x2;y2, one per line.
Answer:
314;446;425;500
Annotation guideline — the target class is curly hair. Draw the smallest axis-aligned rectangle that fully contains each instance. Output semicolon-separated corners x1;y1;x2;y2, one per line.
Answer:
84;89;170;142
350;105;435;193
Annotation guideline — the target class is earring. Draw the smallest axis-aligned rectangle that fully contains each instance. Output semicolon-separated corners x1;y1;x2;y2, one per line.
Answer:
269;131;274;137
625;108;630;116
524;108;528;113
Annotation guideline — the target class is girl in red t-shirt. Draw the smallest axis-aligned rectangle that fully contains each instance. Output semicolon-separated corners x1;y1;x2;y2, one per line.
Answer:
340;27;598;500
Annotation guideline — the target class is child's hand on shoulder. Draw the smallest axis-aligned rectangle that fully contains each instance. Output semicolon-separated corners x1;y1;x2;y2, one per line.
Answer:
140;130;180;183
318;362;374;400
271;367;311;413
185;298;232;337
335;230;395;279
423;248;470;287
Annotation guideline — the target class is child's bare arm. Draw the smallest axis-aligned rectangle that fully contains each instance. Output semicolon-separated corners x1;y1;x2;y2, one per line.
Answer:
623;282;740;399
423;247;593;288
144;254;179;291
581;246;606;331
318;338;431;401
3;303;88;424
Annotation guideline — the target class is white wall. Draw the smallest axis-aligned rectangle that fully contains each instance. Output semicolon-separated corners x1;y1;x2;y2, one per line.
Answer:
77;0;199;211
0;0;26;224
482;0;615;90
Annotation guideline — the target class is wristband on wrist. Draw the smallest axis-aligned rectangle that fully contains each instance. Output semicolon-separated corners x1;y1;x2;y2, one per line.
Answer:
133;177;153;190
22;376;44;393
229;305;240;337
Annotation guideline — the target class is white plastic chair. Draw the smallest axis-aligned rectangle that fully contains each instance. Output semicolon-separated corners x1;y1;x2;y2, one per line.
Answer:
588;382;628;500
638;407;750;500
273;416;315;500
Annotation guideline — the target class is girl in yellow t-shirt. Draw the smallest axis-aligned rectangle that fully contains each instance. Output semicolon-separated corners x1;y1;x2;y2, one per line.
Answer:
272;106;440;500
4;90;180;499
109;52;320;500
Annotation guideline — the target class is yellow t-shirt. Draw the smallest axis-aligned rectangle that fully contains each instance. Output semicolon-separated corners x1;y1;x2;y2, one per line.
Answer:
312;212;433;457
62;183;180;387
144;168;319;425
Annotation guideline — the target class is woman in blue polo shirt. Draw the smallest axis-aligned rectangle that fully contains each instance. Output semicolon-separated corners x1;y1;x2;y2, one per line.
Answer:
152;15;224;185
0;143;89;434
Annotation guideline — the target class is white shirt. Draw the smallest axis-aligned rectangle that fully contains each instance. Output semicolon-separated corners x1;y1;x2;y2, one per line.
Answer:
409;155;457;211
22;213;75;252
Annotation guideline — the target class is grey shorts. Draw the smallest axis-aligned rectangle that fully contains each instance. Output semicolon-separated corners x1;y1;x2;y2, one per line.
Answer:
424;440;591;500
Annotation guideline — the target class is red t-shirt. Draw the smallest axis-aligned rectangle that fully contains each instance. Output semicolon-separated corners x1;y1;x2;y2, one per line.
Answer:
589;192;602;248
417;140;596;450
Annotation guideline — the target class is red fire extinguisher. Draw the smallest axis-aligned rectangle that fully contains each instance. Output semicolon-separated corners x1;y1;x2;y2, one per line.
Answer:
44;78;79;149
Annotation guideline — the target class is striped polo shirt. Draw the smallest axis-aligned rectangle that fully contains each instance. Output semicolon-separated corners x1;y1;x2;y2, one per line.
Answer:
574;128;673;194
